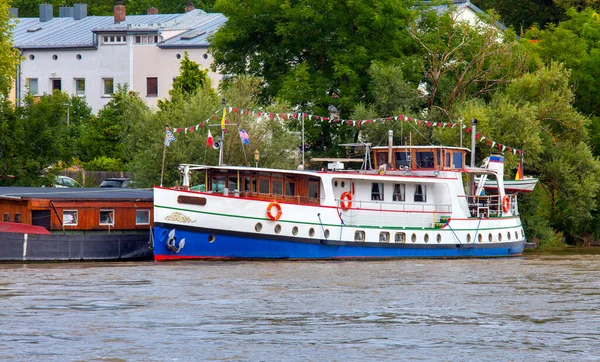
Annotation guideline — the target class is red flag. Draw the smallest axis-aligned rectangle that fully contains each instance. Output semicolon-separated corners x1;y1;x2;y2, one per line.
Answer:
516;155;524;180
207;129;214;148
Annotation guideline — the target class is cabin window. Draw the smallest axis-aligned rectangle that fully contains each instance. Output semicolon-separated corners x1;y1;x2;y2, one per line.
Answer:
376;152;388;168
228;176;238;191
63;210;78;226
212;175;225;192
244;176;254;193
414;184;427;202
285;180;296;197
379;232;390;243
445;153;451;168
394;151;410;168
393;183;405;201
395;232;406;243
453;152;464;168
415;151;434;168
100;210;115;225
3;213;10;222
354;230;365;242
371;182;384;201
272;175;283;195
259;178;270;194
14;213;22;223
136;210;150;225
308;178;320;200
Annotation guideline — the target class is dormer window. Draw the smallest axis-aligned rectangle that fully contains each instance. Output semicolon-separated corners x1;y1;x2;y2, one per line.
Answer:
134;35;159;44
102;35;126;45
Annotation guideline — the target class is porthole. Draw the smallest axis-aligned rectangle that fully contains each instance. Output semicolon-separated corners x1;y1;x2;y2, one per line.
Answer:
424;233;429;243
76;54;82;60
274;224;282;234
478;234;483;243
467;233;472;243
309;228;315;237
411;233;417;243
515;231;518;240
354;230;365;242
203;53;208;59
521;229;525;238
334;181;338;187
208;234;215;243
379;232;390;243
488;233;493;242
324;229;330;238
292;226;298;236
341;181;345;188
498;233;502;242
52;54;58;60
507;232;511;240
436;233;441;243
29;54;35;60
255;222;262;232
176;53;182;59
394;232;406;243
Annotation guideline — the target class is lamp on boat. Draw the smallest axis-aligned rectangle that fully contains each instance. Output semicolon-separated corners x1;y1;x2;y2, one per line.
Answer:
254;150;260;168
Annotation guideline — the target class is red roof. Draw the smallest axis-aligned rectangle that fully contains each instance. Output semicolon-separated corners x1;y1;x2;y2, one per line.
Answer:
0;222;51;235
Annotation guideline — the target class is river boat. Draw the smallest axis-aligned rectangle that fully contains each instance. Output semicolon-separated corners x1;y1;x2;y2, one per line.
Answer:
153;130;533;260
0;187;154;261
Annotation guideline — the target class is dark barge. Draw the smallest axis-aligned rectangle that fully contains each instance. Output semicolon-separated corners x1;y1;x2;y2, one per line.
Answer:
0;187;154;261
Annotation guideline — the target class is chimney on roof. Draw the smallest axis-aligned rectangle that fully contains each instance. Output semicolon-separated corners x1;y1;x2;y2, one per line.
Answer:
74;4;87;20
59;7;73;18
185;2;195;13
114;0;125;23
39;4;53;22
9;8;18;18
147;7;159;15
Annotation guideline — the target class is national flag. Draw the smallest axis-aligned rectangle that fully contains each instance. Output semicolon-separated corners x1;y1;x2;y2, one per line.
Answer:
207;129;214;148
515;156;524;180
239;129;250;145
220;107;227;131
164;128;176;147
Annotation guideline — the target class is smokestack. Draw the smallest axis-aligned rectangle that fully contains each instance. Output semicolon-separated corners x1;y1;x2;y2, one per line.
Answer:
114;0;125;23
147;7;159;15
185;2;195;12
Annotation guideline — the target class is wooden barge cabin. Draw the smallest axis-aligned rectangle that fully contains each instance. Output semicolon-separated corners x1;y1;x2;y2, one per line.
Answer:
0;187;154;261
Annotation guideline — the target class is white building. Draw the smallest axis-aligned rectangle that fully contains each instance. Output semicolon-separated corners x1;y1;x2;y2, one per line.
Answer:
11;2;227;114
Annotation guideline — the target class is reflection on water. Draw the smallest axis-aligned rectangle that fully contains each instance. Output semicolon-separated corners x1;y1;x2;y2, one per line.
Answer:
1;254;600;361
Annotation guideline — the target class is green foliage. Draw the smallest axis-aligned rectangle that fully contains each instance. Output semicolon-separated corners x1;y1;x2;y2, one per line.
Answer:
84;156;124;171
160;51;214;111
9;1;217;16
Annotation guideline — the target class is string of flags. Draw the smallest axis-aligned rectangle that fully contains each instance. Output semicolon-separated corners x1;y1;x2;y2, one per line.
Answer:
165;106;523;155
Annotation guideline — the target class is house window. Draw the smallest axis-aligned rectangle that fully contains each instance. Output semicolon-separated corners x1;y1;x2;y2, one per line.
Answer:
75;79;85;96
102;35;126;44
134;35;158;44
371;182;384;201
63;210;78;226
27;78;38;95
146;77;158;97
103;78;114;96
393;183;405;201
100;210;114;225
52;79;62;91
136;210;150;225
414;184;427;202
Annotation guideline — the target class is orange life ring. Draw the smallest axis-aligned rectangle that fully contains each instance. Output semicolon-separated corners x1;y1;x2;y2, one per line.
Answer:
340;192;353;211
502;195;510;213
266;201;282;221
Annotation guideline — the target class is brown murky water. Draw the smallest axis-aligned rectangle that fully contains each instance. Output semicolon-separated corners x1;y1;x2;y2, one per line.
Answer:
1;253;600;361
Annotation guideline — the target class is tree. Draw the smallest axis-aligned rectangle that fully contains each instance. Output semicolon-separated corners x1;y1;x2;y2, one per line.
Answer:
0;0;21;96
9;1;217;16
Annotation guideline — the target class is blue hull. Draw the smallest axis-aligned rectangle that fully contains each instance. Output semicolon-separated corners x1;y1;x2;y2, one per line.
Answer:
154;224;525;260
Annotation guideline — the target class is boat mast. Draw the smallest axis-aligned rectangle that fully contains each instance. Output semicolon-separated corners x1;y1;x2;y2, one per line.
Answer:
219;99;225;166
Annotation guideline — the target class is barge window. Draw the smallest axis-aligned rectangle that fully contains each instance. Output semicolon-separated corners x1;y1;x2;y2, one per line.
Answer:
445;153;451;167
379;232;390;243
272;175;283;195
259;178;270;194
416;151;434;168
355;230;365;242
228;176;238;191
136;210;150;225
285;180;296;196
393;183;405;201
395;232;406;243
212;176;225;193
100;210;114;225
371;182;384;201
395;151;410;169
453;152;464;168
414;184;427;202
308;178;320;200
63;210;78;225
376;152;388;168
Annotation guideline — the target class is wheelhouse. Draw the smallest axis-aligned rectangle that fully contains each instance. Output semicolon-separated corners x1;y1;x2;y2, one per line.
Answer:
372;145;468;171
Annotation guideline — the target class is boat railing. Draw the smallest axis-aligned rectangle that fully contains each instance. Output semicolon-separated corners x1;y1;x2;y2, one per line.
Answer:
460;195;517;218
338;199;452;229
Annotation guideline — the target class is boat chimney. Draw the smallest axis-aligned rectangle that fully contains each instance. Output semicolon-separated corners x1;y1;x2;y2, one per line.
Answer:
388;130;393;169
470;118;477;167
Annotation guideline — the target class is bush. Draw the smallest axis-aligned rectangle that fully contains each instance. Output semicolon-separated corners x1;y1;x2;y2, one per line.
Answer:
84;157;124;171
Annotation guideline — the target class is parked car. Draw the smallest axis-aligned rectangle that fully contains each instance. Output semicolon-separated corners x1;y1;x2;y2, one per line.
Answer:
47;175;83;188
99;177;133;188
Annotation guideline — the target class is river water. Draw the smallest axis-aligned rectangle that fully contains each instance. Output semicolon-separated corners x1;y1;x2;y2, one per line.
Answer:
1;253;600;361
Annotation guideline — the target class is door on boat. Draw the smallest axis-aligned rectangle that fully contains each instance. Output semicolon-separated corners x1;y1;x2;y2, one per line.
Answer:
32;210;51;229
332;178;353;207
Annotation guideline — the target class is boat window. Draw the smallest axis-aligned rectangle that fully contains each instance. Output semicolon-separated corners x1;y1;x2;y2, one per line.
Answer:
354;230;365;242
135;210;150;225
99;210;114;225
376;152;388;168
272;179;283;195
414;184;427;202
259;178;270;194
371;182;384;201
453;152;464;168
415;151;434;168
379;232;390;243
436;233;442;243
393;183;405;201
394;151;410;168
308;178;320;200
292;226;298;236
395;232;406;243
285;181;296;196
309;228;315;237
424;233;430;243
3;213;10;222
211;176;225;192
228;176;238;191
63;210;78;226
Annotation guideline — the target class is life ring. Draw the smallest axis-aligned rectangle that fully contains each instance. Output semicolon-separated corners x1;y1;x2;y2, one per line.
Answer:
266;201;282;221
502;195;510;213
340;192;353;211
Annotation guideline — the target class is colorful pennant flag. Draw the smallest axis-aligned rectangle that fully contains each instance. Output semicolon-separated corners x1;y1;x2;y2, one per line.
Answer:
164;128;176;147
207;129;214;148
239;129;250;145
221;107;227;131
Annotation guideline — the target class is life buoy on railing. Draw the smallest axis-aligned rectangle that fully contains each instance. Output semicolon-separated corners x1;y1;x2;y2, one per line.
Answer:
502;195;511;213
340;192;353;211
267;201;282;221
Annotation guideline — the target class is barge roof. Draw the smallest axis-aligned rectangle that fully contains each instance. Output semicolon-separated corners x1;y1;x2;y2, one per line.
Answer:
0;187;153;201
